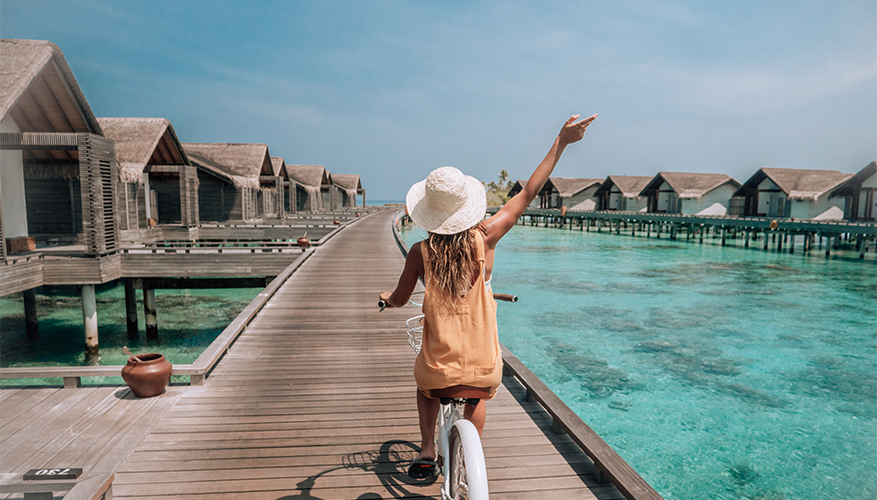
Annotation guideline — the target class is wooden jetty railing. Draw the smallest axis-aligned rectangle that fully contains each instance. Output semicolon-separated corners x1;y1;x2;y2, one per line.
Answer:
391;213;665;500
492;207;877;258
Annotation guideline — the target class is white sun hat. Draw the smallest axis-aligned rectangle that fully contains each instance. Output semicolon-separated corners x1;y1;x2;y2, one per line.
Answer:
406;166;487;235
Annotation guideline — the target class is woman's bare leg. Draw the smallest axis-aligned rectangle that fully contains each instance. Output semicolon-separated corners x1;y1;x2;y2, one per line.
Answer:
463;399;486;436
416;390;440;461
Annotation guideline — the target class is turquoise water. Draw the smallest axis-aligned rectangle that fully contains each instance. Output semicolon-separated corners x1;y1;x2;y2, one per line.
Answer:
401;223;876;500
0;283;258;385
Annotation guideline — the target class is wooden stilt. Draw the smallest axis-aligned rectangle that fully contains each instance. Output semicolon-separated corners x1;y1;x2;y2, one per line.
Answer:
125;278;139;341
81;284;99;366
23;288;39;342
144;287;158;340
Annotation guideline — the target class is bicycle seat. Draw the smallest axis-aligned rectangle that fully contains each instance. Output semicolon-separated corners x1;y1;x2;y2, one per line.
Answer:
430;385;490;406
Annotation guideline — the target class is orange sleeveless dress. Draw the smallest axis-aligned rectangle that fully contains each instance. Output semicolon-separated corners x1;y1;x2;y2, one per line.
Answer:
414;231;503;399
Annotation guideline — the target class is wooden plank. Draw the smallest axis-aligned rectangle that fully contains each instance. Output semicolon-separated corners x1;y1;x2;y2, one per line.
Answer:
108;210;622;499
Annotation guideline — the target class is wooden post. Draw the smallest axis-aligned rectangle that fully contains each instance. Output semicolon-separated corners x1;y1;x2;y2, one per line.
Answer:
825;235;832;258
23;288;39;342
144;287;158;340
763;230;769;251
789;233;795;254
777;232;783;252
81;284;99;366
124;278;139;341
721;227;726;246
744;229;750;248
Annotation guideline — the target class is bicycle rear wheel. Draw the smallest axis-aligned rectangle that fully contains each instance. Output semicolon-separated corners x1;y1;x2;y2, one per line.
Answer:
448;420;489;500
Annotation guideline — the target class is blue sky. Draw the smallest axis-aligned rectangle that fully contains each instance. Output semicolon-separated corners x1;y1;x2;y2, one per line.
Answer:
2;0;875;200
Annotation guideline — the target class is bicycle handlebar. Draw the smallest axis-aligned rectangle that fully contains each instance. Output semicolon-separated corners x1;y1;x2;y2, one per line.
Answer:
379;292;517;310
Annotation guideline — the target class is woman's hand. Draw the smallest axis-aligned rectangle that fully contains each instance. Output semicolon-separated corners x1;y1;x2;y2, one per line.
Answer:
379;291;394;307
558;113;597;145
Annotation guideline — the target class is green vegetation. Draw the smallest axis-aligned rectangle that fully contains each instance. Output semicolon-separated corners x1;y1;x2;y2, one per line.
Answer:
484;169;514;206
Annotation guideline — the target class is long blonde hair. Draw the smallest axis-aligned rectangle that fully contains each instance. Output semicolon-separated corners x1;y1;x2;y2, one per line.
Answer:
425;227;480;301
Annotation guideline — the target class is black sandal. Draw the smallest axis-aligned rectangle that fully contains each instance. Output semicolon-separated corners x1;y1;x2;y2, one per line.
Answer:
407;458;437;479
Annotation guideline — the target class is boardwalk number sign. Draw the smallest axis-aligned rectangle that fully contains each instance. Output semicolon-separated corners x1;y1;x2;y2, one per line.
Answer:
23;468;83;480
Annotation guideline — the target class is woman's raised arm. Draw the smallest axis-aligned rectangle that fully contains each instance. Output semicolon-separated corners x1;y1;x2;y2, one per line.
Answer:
482;113;597;247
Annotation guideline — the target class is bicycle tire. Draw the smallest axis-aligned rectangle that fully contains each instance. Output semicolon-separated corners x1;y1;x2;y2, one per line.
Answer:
448;420;489;500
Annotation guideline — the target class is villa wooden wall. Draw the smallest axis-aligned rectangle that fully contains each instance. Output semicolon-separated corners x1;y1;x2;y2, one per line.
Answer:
152;175;182;224
197;173;237;222
24;177;83;239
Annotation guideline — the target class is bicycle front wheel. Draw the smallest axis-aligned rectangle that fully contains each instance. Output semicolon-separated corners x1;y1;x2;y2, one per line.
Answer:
448;419;489;500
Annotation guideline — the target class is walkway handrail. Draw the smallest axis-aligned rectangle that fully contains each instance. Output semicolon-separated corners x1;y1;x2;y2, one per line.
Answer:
501;346;663;500
390;213;664;500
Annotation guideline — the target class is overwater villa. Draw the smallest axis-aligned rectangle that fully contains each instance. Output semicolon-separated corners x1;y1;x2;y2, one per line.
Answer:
732;167;853;219
508;177;602;210
97;117;198;234
0;39;120;298
539;177;603;210
288;164;334;211
271;156;296;216
829;161;876;221
594;175;652;211
640;172;741;215
507;180;537;208
183;142;278;222
331;173;366;207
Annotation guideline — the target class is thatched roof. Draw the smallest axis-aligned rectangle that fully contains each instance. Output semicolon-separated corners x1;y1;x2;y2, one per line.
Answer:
332;174;362;199
97;117;188;183
546;177;602;197
288;165;330;188
830;161;876;197
332;174;362;191
734;167;854;201
595;175;652;197
0;39;101;134
642;172;740;199
182;143;273;189
270;157;288;178
507;180;528;197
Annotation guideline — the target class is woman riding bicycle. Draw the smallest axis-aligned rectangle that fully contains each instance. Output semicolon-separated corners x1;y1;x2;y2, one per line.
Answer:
380;113;597;478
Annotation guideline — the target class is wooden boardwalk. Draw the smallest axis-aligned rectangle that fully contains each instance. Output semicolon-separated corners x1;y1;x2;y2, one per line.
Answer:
2;210;623;499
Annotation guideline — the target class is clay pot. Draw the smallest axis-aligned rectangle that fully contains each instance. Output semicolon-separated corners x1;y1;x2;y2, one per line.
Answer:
297;237;310;247
121;353;172;398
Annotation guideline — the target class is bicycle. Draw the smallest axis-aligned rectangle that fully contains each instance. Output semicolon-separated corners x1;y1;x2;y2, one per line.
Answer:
379;291;517;500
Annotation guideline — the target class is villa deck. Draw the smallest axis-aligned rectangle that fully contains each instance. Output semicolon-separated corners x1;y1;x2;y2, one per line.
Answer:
1;210;628;499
